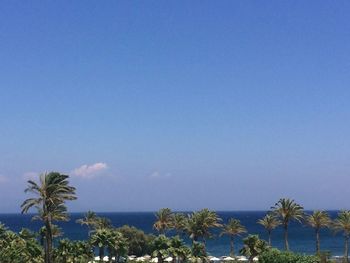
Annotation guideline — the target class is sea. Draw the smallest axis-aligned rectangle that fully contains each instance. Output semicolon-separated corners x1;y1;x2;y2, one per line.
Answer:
0;211;345;257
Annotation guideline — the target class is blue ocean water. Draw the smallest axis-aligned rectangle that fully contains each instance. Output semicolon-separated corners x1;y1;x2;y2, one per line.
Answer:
0;211;344;256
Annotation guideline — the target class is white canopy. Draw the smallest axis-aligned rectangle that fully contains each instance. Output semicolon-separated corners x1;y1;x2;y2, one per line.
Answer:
151;258;159;263
223;257;235;261
209;257;221;261
164;257;173;262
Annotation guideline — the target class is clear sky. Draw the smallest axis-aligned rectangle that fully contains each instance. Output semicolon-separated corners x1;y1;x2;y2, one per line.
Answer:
0;1;350;213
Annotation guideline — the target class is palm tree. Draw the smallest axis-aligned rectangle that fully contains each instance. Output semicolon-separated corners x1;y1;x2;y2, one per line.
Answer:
257;213;281;246
168;236;191;263
106;230;128;263
271;198;304;250
76;211;98;236
220;218;247;256
90;229;114;262
55;239;73;262
153;208;173;235
240;235;269;263
185;209;222;252
332;210;350;263
305;210;331;254
152;235;170;263
172;213;187;235
21;172;77;263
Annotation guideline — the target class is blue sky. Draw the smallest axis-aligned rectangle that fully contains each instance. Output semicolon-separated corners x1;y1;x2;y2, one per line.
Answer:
0;1;350;212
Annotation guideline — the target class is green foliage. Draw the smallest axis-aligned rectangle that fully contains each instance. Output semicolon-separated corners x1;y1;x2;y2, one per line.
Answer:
259;249;320;263
271;198;304;250
221;218;246;256
21;172;77;263
152;235;171;262
0;223;43;263
168;236;191;261
191;241;207;259
172;213;187;235
186;209;222;243
117;225;155;256
54;239;93;263
107;230;129;262
153;208;174;234
239;235;269;262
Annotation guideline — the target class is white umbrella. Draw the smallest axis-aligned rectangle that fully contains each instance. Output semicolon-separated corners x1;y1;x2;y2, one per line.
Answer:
137;257;145;262
210;257;221;261
252;257;258;261
103;256;109;262
223;257;235;261
151;258;159;263
164;257;173;262
237;256;248;262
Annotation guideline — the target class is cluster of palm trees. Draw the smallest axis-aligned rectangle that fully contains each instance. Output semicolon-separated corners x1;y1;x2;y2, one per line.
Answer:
17;171;350;263
153;208;245;256
76;211;129;262
152;200;350;263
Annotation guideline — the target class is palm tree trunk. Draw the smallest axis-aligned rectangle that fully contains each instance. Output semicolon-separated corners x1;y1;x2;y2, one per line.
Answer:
203;238;207;255
316;228;320;254
158;252;163;263
230;236;234;256
268;230;271;246
99;246;104;262
284;223;289;251
345;235;349;263
45;218;53;263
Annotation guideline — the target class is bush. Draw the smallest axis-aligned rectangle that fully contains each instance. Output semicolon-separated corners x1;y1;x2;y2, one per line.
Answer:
117;225;155;256
259;249;320;263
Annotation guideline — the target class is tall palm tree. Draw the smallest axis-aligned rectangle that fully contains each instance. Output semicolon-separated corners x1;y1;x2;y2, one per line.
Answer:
271;198;304;251
305;210;331;254
257;213;281;246
21;172;77;263
185;209;222;251
76;211;98;236
172;213;187;235
220;218;247;256
153;208;173;235
332;210;350;263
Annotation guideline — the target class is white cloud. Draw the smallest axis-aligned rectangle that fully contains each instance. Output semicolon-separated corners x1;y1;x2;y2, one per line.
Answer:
72;162;108;178
149;171;172;179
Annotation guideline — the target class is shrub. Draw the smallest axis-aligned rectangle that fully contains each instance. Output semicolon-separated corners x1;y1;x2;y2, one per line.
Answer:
259;248;320;263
